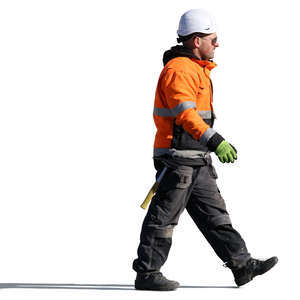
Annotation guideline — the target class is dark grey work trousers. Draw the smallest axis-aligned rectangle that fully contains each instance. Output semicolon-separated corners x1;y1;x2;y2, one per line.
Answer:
133;157;251;274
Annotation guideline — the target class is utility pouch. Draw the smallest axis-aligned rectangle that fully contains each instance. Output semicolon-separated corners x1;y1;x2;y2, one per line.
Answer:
159;165;193;192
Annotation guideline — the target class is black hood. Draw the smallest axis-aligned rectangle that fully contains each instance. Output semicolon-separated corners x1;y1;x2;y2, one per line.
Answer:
163;45;199;66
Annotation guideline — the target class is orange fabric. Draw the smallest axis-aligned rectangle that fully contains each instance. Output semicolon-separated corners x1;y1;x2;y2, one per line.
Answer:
154;57;216;150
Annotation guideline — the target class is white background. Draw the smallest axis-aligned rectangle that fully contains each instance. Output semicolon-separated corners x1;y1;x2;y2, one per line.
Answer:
0;0;298;299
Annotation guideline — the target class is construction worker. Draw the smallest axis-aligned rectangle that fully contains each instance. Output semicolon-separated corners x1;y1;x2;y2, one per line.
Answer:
132;8;278;291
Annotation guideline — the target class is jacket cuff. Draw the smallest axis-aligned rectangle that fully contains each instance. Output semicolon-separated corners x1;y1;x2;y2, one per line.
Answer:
207;132;225;152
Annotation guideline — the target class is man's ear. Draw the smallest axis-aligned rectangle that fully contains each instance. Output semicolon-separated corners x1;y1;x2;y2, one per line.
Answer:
193;36;201;48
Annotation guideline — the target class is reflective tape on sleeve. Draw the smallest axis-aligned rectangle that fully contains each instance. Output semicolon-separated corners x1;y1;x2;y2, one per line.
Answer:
153;107;174;117
199;128;216;145
154;101;196;117
197;110;212;119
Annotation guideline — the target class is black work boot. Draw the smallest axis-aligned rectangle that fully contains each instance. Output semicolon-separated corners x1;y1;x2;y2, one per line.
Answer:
135;272;179;291
232;256;278;286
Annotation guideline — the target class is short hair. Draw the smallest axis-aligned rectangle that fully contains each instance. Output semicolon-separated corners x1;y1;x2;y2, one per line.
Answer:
177;32;209;43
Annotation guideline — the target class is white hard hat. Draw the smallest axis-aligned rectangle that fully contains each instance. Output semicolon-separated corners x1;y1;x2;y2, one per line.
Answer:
177;8;217;36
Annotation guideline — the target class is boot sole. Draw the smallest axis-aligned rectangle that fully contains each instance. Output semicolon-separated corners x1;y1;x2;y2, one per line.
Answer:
135;282;180;291
135;286;179;291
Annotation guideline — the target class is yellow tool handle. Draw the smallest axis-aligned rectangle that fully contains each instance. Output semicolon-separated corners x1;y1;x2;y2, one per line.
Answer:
140;166;168;210
140;182;159;210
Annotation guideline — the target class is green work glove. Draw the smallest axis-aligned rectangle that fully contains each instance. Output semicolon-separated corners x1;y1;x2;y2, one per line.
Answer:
215;141;237;163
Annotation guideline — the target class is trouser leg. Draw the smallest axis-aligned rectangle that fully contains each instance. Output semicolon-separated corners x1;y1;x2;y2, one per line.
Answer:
133;163;194;273
186;164;251;268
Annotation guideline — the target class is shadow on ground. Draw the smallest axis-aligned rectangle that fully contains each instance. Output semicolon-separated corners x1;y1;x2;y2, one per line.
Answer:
0;283;237;290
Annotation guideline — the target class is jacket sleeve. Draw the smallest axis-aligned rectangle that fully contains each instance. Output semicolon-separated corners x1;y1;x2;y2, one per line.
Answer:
161;69;216;144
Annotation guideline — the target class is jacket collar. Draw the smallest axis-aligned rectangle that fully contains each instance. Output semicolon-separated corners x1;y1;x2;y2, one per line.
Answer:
163;45;217;70
191;58;216;70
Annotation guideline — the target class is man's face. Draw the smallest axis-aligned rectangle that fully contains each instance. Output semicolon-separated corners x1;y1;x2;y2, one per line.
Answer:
197;33;219;60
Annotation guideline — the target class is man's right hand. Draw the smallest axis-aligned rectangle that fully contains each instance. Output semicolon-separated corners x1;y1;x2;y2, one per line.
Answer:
215;141;237;163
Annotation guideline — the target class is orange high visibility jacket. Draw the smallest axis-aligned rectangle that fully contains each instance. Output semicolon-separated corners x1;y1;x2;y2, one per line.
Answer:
153;54;217;158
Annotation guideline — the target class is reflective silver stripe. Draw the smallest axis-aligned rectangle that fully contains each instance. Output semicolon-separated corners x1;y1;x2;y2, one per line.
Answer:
211;214;232;227
199;128;216;145
154;101;196;117
197;111;217;119
155;226;174;238
198;110;212;119
154;148;172;156
172;101;196;116
154;148;209;158
153;107;173;117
